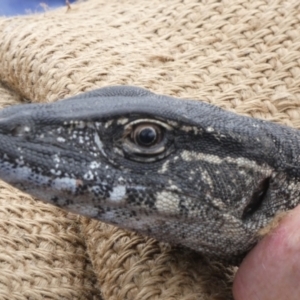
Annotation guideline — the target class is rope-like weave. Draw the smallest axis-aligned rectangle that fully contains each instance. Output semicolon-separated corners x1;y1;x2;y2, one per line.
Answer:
0;0;300;299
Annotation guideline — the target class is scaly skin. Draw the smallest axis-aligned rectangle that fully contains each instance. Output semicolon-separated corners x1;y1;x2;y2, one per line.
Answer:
0;86;299;263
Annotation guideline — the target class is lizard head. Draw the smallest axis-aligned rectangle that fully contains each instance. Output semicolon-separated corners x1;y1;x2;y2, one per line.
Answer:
0;86;298;263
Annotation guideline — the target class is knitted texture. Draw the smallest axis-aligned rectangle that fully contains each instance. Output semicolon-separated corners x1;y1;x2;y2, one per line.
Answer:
0;0;300;299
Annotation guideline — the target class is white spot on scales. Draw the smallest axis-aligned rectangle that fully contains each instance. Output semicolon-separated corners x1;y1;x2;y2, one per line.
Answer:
94;132;107;157
156;190;180;213
83;170;94;180
57;137;66;143
109;185;126;202
117;118;129;125
90;161;101;169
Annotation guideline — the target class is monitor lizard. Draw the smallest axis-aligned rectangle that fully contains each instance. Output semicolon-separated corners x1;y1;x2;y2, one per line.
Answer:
0;85;299;263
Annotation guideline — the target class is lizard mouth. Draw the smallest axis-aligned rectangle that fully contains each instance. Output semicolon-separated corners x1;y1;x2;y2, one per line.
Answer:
242;177;271;219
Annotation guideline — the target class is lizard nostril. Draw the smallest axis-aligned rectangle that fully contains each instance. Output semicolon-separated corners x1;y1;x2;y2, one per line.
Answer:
242;177;270;219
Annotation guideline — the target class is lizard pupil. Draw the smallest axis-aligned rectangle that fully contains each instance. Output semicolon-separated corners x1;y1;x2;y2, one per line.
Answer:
136;127;157;146
134;125;159;147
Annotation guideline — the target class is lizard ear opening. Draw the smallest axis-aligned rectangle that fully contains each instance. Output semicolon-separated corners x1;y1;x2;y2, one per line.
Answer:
242;177;271;220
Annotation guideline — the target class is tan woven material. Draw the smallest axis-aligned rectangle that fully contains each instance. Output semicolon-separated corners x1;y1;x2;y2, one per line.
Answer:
0;0;300;299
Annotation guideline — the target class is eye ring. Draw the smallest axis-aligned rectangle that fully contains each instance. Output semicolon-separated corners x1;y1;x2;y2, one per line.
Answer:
131;124;162;147
122;119;174;162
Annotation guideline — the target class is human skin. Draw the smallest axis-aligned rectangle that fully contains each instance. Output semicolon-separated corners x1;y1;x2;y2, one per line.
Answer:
233;204;300;300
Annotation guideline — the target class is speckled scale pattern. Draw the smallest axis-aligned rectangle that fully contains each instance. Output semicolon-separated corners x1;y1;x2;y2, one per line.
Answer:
0;86;300;262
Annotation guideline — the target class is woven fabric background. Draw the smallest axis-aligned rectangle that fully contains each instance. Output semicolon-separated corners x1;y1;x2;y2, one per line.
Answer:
0;0;300;299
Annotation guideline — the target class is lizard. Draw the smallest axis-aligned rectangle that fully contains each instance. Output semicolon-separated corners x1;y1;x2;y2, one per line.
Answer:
0;85;299;263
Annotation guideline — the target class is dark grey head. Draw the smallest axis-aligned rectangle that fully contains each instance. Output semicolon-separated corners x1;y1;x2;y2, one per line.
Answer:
0;86;299;262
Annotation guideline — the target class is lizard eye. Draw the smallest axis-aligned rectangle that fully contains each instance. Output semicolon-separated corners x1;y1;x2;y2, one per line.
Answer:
132;124;162;147
122;119;174;162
